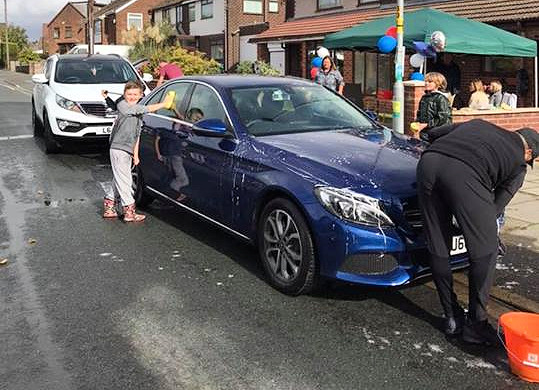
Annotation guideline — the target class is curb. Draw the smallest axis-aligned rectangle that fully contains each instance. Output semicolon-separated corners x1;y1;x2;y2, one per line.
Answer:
453;273;539;313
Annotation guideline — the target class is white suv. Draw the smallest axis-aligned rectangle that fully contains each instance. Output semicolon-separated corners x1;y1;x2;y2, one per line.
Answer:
32;54;152;153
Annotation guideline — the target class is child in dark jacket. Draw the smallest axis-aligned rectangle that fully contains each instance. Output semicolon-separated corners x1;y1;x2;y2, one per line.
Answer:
413;72;452;138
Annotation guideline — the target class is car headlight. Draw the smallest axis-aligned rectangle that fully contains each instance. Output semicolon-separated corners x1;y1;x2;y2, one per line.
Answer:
55;94;81;112
314;186;394;227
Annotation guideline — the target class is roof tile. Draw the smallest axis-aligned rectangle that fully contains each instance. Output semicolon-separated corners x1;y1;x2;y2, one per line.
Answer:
254;0;539;42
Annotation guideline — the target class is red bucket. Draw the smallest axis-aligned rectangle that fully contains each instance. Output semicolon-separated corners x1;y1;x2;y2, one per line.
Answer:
499;312;539;383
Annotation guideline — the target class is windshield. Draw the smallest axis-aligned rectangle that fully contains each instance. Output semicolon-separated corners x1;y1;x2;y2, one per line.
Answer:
230;84;377;136
55;59;138;84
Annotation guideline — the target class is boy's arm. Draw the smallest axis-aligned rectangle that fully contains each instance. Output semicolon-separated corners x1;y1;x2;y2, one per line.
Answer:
133;137;141;166
146;92;174;113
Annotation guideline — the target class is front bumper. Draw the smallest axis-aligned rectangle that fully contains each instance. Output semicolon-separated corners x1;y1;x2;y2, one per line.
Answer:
305;201;469;287
47;103;115;139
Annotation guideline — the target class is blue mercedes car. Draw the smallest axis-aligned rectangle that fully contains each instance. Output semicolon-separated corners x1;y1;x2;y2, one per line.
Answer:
134;75;468;295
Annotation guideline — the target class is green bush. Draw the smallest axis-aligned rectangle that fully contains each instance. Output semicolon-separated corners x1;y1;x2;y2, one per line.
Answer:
17;47;40;64
127;23;175;62
142;46;221;76
234;60;280;76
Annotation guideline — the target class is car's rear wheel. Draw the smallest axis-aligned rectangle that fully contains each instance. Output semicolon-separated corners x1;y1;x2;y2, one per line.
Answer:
132;164;154;208
32;100;43;136
258;198;318;295
43;113;60;154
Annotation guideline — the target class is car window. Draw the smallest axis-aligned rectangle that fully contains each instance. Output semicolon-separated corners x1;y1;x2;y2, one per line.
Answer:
185;84;226;124
153;82;191;119
54;59;138;84
231;84;376;136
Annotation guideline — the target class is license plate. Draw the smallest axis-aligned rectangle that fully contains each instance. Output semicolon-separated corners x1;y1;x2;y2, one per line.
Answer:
450;235;467;255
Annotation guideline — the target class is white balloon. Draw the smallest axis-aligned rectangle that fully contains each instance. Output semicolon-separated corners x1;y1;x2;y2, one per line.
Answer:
430;31;446;52
316;46;330;59
410;53;425;68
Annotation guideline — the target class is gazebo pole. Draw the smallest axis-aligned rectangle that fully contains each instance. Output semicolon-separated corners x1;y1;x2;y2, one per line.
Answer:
392;0;405;134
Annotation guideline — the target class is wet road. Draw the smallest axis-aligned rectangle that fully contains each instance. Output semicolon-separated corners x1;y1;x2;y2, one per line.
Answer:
0;74;536;389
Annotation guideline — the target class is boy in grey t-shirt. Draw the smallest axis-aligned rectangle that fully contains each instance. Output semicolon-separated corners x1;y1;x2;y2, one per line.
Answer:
103;80;173;222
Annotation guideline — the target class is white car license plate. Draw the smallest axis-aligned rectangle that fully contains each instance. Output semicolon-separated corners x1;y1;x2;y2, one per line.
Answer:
100;126;112;135
450;235;467;255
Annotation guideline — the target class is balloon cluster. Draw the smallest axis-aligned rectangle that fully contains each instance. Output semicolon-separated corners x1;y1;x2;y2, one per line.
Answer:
409;31;446;80
310;46;330;80
377;26;398;54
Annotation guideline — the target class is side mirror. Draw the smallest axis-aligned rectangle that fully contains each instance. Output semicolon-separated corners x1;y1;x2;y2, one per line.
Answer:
142;73;153;82
192;119;227;137
32;74;48;84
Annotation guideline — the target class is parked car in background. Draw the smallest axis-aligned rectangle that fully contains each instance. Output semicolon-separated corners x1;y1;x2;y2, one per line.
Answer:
31;54;153;153
68;44;132;58
133;75;469;295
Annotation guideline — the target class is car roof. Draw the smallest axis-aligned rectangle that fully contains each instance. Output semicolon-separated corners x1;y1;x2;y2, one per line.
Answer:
56;54;126;62
177;75;315;89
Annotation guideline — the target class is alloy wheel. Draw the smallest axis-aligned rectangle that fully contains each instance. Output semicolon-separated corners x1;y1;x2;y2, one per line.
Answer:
263;209;303;282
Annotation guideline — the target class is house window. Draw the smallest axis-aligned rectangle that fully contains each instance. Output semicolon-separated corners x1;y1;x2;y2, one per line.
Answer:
65;26;72;38
53;28;60;39
318;0;342;10
189;3;196;22
201;0;213;19
210;41;223;60
127;13;143;31
269;0;279;12
354;51;393;95
94;20;102;43
244;0;262;14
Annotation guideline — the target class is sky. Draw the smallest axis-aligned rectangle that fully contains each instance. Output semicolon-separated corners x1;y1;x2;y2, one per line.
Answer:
3;0;112;41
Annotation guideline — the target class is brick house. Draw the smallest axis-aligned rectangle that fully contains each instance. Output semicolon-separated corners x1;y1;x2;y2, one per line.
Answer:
94;0;168;45
42;1;104;54
252;0;539;110
150;0;287;70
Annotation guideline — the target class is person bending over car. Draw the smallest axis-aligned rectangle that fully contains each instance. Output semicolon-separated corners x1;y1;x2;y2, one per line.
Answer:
416;119;538;345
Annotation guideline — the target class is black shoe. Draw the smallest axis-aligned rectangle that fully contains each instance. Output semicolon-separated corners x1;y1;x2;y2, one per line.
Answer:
462;320;499;346
443;308;465;336
497;238;507;259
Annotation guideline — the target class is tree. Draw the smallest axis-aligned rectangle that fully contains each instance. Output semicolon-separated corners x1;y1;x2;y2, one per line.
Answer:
0;25;29;51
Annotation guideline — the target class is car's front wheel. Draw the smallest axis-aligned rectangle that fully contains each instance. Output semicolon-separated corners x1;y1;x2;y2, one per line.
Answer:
32;100;43;136
258;198;318;295
43;113;60;154
132;164;154;208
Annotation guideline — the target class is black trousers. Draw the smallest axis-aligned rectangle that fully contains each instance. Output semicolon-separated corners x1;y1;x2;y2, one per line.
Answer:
417;152;498;322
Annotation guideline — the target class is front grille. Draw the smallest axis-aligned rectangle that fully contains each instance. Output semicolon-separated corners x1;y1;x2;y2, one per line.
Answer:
80;103;108;117
402;198;423;233
340;253;399;275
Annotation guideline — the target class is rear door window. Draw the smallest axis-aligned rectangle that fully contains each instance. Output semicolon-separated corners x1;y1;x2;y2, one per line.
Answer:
153;82;192;119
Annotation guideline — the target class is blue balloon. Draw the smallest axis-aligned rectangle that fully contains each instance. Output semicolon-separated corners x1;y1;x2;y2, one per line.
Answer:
410;72;425;81
412;41;438;58
377;35;397;54
311;57;322;68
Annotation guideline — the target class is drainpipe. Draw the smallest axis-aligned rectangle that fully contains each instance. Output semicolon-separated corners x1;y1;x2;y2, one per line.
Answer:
224;0;228;71
535;56;538;107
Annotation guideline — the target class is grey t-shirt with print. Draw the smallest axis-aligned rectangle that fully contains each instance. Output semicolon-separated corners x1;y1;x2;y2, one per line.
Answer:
315;69;344;92
109;99;149;155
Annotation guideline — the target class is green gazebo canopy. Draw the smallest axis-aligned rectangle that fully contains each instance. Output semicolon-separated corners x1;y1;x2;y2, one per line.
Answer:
324;8;537;57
